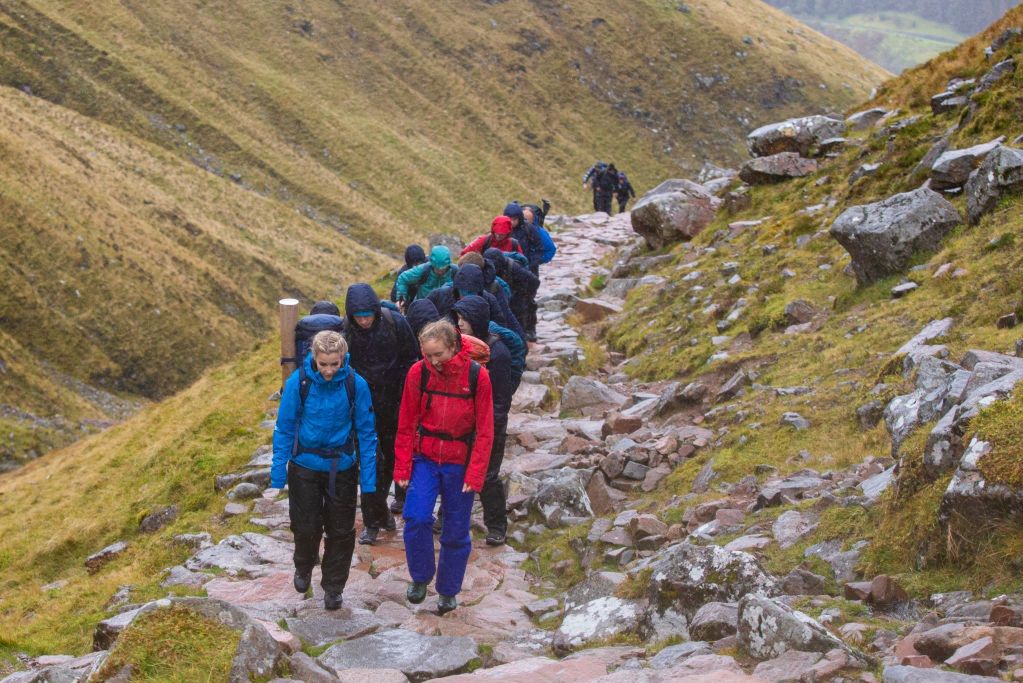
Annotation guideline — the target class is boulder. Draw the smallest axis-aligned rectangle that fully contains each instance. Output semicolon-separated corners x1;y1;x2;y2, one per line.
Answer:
780;569;827;596
139;505;179;534
318;629;477;683
512;382;549;412
965;145;1023;224
85;541;128;573
648;641;714;669
429;233;464;257
847;108;888;131
739;153;818;185
783;300;815;326
575;298;623;323
882;664;1004;682
746;116;845;157
737;594;870;665
530;468;593;527
642;543;779;620
630;180;720;248
560;376;627;411
930;139;1004;190
690;602;739;641
975;57;1016;94
857;400;885;430
553;597;644;654
829;187;962;286
931;92;968;114
564;571;628;611
771;510;818;549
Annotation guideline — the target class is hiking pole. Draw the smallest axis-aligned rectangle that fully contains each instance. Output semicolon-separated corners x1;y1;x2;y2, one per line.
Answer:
279;298;300;389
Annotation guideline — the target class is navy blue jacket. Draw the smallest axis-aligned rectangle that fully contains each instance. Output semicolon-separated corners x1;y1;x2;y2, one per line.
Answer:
426;263;526;341
453;296;512;428
504;203;545;270
405;299;441;341
343;284;418;407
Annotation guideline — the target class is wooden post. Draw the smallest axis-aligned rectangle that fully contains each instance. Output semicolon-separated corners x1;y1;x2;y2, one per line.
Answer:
279;298;300;388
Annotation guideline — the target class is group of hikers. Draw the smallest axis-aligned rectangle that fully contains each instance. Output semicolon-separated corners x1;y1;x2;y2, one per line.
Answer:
582;161;636;215
267;200;556;615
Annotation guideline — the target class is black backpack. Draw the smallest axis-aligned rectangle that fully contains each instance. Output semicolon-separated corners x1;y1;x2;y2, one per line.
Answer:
293;313;345;365
416;360;481;465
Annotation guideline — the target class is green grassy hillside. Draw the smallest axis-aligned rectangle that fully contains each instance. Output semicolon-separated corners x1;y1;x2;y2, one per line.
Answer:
0;0;887;468
607;6;1023;595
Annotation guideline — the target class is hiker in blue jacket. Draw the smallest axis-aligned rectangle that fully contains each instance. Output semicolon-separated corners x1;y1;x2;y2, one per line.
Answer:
268;331;378;611
452;296;513;546
343;284;419;544
395;245;457;308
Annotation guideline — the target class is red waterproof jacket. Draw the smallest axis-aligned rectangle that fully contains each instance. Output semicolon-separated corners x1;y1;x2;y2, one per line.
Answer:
461;216;525;256
394;335;495;491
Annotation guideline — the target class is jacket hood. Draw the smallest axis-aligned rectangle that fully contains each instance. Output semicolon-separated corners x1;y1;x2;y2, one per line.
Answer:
429;245;452;269
404;244;427;268
303;349;352;384
453;295;491;340
490;215;513;237
503;203;524;222
483;248;508;278
344;283;382;324
406;299;441;338
453;264;484;295
310;300;341;316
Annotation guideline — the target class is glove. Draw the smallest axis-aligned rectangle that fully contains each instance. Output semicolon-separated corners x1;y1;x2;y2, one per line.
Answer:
262;487;280;500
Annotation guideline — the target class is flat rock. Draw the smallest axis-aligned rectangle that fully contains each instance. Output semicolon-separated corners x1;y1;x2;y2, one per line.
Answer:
882;664;1002;682
317;629;477;683
553;596;644;654
740;153;818;185
285;609;383;647
560;376;627;411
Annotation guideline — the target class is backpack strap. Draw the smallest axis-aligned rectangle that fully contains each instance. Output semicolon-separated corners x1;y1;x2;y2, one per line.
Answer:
482;235;492;252
380;306;398;347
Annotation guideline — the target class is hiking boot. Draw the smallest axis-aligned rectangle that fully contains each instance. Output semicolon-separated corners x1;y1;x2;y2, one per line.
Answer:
526;331;538;343
324;591;343;611
359;527;379;545
389;498;404;514
437;594;457;615
293;568;312;594
407;581;428;605
484;529;506;547
383;514;397;532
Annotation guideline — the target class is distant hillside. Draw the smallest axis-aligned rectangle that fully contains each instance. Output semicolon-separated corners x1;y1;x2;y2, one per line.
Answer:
765;0;1022;71
0;0;887;467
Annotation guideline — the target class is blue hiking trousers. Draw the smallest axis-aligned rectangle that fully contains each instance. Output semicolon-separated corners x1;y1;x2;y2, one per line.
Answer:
402;455;476;597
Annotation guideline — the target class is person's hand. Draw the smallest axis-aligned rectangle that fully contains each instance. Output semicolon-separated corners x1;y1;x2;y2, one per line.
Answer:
396;479;409;488
462;483;473;493
262;487;280;500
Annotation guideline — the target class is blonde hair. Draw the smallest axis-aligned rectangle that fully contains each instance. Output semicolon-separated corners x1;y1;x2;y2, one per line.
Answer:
419;319;459;350
311;330;347;357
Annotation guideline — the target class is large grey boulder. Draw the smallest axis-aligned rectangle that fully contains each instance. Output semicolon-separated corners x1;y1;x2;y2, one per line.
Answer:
318;629;477;683
530;467;593;526
630;179;720;248
846;108;888;131
930;138;1003;190
689;602;739;640
883;356;961;456
829;187;962;286
965;145;1023;224
739;153;818;185
640;543;779;620
553;596;645;654
737;594;870;665
940;437;1023;527
746;116;845;157
560;376;627;411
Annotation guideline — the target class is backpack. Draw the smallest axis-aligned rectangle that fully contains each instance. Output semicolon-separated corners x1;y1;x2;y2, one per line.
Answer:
293;313;345;367
488;323;526;388
416;360;481;465
292;356;359;499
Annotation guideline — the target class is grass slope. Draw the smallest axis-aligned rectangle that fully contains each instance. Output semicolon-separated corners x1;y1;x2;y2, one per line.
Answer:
0;0;886;464
605;6;1023;596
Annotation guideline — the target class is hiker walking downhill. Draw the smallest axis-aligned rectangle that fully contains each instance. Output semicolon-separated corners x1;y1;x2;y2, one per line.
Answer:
343;284;419;544
395;245;457;310
616;171;636;214
268;331;378;611
394;320;494;614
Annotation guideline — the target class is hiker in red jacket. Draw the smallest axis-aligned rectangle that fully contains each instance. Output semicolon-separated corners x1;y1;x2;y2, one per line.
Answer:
460;215;525;256
394;320;494;615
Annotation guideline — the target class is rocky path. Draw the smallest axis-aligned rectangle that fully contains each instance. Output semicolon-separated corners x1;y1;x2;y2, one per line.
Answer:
14;206;1023;683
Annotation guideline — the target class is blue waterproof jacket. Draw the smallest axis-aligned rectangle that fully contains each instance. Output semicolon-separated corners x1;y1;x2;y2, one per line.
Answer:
537;225;556;264
271;353;378;491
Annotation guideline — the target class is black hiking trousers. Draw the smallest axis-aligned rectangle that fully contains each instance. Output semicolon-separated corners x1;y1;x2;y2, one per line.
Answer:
479;417;509;535
526;265;540;338
362;400;399;529
288;462;357;593
595;191;613;214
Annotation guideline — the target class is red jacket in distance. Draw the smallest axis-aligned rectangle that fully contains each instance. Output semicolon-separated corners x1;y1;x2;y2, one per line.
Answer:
461;215;524;256
394;335;495;491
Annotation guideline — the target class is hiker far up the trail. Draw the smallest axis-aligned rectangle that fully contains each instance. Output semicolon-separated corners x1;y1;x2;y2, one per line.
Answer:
583;160;634;215
394;245;456;313
394;320;494;615
267;330;378;611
